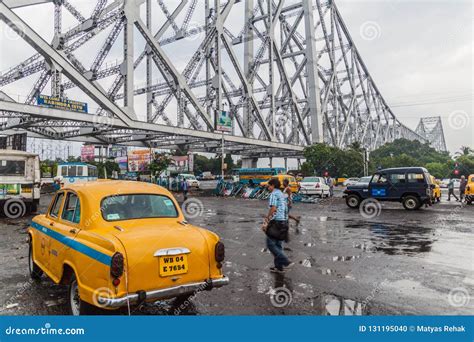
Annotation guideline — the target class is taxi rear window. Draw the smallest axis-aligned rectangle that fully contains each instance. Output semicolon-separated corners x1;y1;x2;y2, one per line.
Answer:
101;194;178;221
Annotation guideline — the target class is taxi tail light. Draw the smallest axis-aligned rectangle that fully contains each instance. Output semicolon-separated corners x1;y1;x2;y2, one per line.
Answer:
111;252;124;278
215;241;225;264
315;183;320;188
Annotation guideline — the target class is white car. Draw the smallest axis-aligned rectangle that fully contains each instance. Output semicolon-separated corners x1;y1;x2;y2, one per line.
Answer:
179;174;200;188
440;179;450;188
343;178;360;186
299;176;330;197
356;176;372;184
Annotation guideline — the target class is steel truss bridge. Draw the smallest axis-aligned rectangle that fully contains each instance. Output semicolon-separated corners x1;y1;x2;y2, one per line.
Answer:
0;0;446;159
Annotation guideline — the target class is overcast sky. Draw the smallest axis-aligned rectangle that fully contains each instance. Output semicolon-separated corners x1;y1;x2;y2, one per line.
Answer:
0;0;472;162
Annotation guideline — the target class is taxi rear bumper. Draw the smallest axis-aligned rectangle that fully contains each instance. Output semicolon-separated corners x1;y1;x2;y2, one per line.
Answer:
97;276;229;308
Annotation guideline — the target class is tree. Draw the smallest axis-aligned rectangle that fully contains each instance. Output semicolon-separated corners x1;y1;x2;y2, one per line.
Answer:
149;153;172;176
455;146;473;158
425;162;450;179
454;155;474;176
303;143;364;177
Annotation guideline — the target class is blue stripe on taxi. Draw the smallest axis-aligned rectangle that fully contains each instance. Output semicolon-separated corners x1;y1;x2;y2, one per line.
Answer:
30;221;112;266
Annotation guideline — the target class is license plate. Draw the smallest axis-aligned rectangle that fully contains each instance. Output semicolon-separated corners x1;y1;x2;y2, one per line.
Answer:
159;254;188;276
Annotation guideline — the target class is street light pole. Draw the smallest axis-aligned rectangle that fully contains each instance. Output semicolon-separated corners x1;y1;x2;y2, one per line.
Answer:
221;130;225;180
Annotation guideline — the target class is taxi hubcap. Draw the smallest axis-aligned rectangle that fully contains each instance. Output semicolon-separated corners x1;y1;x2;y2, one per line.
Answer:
407;199;416;208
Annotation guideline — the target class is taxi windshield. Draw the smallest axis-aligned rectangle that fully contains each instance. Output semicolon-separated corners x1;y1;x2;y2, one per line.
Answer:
101;194;178;221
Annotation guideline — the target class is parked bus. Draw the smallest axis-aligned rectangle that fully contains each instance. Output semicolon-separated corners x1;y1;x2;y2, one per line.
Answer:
234;167;286;184
0;149;41;217
55;162;98;186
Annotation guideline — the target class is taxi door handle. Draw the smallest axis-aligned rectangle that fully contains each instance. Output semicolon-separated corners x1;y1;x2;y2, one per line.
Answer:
69;229;77;234
49;222;54;226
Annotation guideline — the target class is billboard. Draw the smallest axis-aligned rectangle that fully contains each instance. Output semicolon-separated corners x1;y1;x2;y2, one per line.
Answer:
128;149;151;172
81;145;95;162
37;94;88;113
115;156;128;173
216;110;232;132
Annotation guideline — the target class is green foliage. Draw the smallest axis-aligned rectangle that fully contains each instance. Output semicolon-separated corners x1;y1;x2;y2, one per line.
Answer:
455;155;474;176
303;139;472;179
150;153;172;175
40;160;57;177
425;162;451;179
194;154;235;175
303;143;363;177
370;139;451;166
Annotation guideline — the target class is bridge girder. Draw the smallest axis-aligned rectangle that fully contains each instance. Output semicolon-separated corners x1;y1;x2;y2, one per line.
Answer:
0;0;434;157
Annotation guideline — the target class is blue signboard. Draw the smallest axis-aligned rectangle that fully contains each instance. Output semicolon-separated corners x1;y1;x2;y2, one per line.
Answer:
37;94;88;113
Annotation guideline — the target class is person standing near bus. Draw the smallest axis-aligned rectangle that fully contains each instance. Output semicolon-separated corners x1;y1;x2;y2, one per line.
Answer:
282;179;300;224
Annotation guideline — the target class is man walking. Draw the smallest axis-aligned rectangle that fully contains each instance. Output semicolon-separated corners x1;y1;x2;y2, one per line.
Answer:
262;178;293;273
283;178;301;224
182;177;189;201
460;175;467;202
447;178;459;201
326;176;334;197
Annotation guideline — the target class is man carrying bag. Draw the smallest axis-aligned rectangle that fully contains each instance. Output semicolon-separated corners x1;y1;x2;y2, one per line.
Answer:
261;178;294;273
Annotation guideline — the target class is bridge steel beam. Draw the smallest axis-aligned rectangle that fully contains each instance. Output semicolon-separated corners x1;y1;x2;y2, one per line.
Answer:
0;0;441;157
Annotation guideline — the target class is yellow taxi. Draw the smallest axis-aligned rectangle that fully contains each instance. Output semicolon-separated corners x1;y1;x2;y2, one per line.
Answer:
430;175;441;203
28;181;228;315
260;174;299;193
465;174;474;204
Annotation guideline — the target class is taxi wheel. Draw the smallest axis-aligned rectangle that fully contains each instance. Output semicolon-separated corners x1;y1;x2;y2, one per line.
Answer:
28;240;43;280
67;274;95;316
402;196;420;210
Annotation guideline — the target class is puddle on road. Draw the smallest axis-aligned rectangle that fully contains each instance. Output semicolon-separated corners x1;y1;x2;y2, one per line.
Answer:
368;223;435;255
317;294;366;315
343;222;436;256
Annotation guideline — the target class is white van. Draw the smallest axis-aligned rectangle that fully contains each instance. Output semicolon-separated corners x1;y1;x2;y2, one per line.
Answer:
0;150;41;217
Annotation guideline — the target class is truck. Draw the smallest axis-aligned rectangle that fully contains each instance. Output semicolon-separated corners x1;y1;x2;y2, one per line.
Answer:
0;150;41;218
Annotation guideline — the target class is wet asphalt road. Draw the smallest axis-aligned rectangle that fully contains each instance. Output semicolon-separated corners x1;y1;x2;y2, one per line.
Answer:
0;188;473;316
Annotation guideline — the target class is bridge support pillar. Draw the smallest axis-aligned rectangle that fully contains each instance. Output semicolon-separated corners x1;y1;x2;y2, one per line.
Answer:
269;157;273;168
284;157;288;171
242;158;258;168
